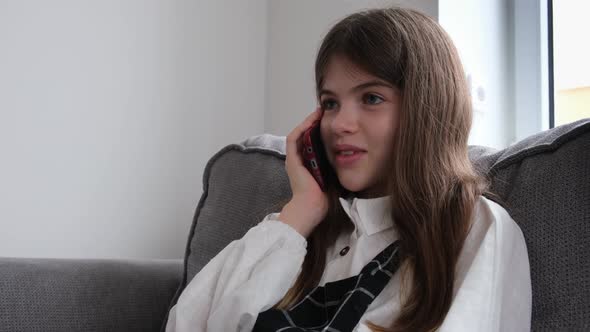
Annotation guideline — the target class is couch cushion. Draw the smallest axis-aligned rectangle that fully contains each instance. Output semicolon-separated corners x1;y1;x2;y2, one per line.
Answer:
162;118;590;332
474;118;590;331
160;135;293;331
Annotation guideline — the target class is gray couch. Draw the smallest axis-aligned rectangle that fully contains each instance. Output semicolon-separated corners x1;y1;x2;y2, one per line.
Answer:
1;118;589;332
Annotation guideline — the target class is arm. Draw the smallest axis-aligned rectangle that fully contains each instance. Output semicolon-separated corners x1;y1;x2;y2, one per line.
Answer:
165;213;307;332
438;198;532;332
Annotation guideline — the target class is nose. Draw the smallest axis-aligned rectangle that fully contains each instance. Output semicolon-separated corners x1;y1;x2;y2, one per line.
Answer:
330;104;359;134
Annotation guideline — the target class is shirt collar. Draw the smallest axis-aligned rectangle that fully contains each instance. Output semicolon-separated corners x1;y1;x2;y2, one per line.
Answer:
338;194;393;237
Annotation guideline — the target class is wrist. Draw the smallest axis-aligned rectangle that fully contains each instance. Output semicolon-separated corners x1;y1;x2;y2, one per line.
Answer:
278;202;312;238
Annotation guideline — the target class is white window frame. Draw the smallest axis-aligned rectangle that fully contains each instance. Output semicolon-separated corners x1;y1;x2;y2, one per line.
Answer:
513;0;551;144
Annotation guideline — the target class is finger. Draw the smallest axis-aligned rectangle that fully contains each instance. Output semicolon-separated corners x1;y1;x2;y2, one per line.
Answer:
287;110;316;145
286;132;302;167
301;108;322;127
286;108;322;156
290;109;322;142
286;108;320;165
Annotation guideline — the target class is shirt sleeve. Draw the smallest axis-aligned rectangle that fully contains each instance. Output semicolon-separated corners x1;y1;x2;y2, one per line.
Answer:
165;213;308;332
438;197;532;332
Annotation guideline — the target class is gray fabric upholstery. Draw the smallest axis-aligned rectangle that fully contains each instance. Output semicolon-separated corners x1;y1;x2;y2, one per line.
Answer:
164;118;590;332
0;257;182;332
187;134;292;283
482;119;590;331
160;135;295;331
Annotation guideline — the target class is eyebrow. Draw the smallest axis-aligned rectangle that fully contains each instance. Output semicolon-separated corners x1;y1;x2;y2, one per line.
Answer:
319;80;394;98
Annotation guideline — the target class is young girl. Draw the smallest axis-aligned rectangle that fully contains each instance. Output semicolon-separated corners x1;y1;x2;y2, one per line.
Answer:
165;7;531;332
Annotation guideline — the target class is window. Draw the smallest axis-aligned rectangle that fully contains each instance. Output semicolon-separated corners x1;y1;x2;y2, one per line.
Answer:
550;0;590;127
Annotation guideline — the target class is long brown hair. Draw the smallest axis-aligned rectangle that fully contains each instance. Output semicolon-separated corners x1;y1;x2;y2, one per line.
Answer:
271;7;490;332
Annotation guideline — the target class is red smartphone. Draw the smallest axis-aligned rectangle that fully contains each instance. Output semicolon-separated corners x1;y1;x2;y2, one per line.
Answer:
301;115;330;192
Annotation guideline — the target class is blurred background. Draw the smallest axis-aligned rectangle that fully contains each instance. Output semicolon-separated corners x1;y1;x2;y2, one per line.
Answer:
0;0;587;259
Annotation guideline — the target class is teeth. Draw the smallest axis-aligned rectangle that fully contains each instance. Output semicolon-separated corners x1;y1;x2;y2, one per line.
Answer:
340;151;355;155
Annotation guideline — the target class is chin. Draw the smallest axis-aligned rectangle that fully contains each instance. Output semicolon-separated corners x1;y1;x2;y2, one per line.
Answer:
337;176;368;193
337;174;386;198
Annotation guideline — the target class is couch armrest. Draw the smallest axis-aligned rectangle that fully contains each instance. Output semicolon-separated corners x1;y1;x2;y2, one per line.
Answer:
0;257;182;332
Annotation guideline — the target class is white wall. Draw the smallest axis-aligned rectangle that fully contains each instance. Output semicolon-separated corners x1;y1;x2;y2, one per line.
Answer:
439;0;514;149
265;0;438;136
0;0;517;260
0;0;268;259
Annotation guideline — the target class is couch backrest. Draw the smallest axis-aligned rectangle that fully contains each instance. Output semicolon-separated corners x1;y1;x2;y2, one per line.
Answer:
162;118;590;332
472;119;590;331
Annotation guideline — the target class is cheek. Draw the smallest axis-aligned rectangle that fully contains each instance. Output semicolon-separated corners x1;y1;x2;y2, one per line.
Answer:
375;112;397;140
367;119;396;163
320;120;331;145
319;122;331;160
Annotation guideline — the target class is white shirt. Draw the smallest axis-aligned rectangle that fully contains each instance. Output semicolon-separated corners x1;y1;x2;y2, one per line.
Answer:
165;195;532;332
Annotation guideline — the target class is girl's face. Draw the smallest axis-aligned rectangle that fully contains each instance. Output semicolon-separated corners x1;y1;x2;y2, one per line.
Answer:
319;55;402;198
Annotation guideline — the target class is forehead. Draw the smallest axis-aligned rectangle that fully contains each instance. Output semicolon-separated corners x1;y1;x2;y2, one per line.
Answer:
322;55;383;88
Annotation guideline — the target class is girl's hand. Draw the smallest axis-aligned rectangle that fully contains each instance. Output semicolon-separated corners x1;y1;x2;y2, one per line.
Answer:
279;107;330;238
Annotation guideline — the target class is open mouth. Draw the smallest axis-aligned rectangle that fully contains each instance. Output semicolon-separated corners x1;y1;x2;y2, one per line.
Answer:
335;151;366;166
